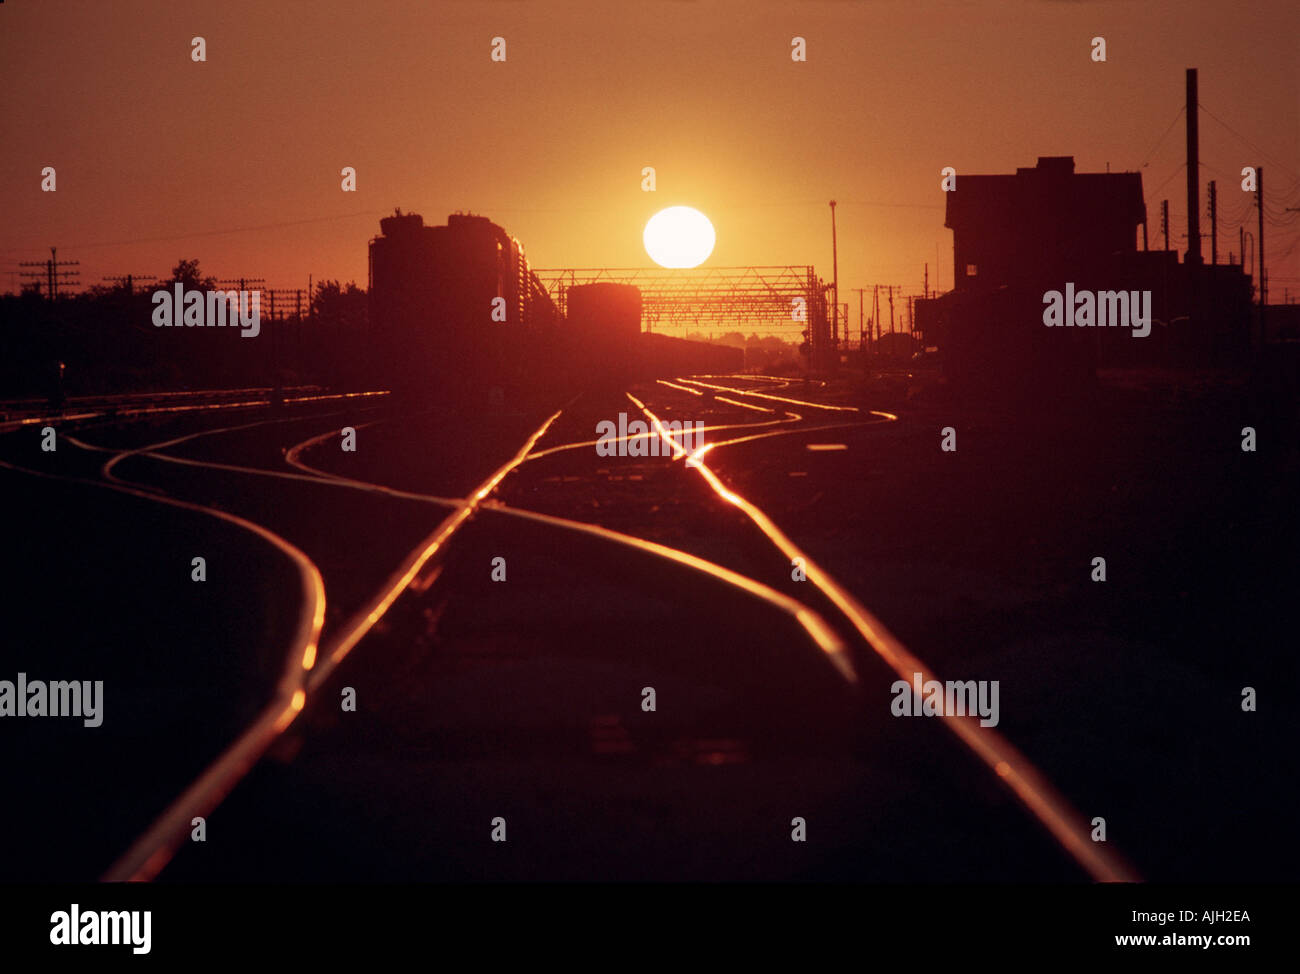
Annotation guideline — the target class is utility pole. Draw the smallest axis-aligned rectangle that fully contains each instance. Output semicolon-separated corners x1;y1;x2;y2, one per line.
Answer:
852;287;867;350
102;274;156;296
213;277;267;294
212;277;267;307
923;263;929;300
213;276;267;316
1208;180;1217;265
1257;167;1266;337
214;276;269;393
1161;201;1170;252
1183;68;1203;337
888;286;895;336
19;247;79;302
829;201;839;348
872;284;880;349
307;276;314;384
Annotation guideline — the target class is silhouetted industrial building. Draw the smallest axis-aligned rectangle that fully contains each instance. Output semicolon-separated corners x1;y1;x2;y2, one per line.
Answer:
946;156;1146;292
919;155;1253;387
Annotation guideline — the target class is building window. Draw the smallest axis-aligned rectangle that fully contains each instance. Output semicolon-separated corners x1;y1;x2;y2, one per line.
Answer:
965;264;978;277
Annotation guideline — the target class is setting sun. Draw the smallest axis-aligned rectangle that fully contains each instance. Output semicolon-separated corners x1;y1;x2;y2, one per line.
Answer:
643;206;716;269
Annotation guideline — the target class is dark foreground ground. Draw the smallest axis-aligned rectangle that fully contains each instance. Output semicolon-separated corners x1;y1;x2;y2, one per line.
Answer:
1;363;1296;882
681;365;1300;882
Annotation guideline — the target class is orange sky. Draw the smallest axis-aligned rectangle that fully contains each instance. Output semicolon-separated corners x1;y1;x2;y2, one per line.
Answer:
2;0;1298;324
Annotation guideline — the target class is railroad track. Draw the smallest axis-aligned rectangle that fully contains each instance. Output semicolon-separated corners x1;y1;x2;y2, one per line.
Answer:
99;391;859;879
0;377;1138;882
0;386;383;434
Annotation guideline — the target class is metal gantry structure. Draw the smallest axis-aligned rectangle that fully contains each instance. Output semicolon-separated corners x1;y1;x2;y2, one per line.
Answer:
533;265;824;328
532;264;837;366
531;265;936;370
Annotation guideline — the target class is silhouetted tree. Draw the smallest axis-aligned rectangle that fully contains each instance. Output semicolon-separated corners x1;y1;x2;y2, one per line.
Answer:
312;279;366;329
166;258;217;290
309;280;368;389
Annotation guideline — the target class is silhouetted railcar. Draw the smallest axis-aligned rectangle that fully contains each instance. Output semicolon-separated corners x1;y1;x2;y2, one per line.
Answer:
369;210;561;404
639;333;743;377
369;211;740;401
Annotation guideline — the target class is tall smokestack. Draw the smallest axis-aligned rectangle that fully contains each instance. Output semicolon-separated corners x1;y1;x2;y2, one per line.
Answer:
1186;68;1202;265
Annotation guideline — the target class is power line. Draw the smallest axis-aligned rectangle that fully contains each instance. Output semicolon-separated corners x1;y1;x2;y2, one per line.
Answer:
18;210;384;252
1149;163;1187;198
1200;102;1300;184
1264;200;1300;220
1219;206;1255;230
1137;106;1185;168
836;200;945;210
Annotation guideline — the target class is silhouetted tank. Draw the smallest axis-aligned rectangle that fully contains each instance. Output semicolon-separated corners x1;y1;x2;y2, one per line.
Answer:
379;211;426;239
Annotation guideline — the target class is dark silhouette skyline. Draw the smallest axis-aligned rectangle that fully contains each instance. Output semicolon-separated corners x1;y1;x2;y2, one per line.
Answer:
2;0;1297;305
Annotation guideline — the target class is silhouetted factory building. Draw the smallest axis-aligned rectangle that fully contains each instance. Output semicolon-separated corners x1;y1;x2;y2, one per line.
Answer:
919;155;1252;387
946;156;1146;292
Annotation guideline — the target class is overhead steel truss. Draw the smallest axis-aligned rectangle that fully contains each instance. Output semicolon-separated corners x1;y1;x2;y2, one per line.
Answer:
532;265;829;331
